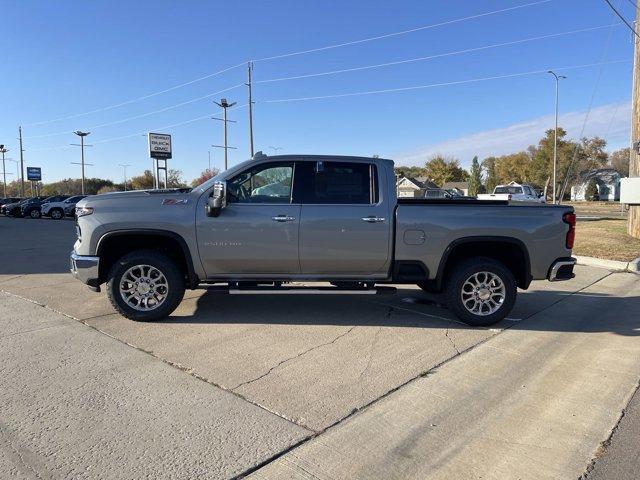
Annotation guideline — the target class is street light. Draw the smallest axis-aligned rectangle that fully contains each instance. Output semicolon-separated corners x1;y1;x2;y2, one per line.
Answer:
0;145;9;197
118;164;131;191
548;71;566;204
213;98;237;170
71;131;92;194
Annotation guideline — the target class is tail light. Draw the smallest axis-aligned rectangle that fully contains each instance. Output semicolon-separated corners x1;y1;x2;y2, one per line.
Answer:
563;212;576;249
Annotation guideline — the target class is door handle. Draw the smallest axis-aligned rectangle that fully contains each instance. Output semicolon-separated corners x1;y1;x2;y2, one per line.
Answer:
361;216;386;223
272;215;296;222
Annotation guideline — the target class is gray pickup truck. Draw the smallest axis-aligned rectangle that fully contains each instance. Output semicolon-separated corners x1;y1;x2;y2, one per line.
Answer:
70;153;576;326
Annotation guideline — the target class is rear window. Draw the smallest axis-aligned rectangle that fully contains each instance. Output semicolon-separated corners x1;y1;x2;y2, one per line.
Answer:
298;161;375;204
494;186;523;194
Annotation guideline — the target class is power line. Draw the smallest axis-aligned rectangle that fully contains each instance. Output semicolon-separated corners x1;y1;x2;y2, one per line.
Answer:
602;0;639;37
256;24;620;84
19;0;552;128
260;60;627;104
25;83;245;139
253;0;554;62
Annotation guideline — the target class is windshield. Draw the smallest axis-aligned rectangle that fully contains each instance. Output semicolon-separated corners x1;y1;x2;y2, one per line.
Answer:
494;186;523;194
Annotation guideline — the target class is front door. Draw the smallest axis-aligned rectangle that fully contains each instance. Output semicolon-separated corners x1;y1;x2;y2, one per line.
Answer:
196;161;300;277
297;160;392;276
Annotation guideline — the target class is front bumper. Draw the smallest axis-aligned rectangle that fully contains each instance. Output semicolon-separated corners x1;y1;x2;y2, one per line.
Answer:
548;257;576;281
70;251;101;290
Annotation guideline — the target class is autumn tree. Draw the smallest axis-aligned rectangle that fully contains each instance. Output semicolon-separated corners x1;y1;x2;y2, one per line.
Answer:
394;166;426;179
130;170;155;190
423;155;468;187
482;157;498;193
609;147;630;177
191;168;220;187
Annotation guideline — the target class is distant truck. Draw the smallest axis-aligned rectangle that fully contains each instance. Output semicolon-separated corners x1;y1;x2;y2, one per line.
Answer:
477;183;544;202
70;153;575;326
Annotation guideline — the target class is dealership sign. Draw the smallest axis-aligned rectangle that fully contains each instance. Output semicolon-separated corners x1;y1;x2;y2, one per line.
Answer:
148;133;172;159
27;167;42;181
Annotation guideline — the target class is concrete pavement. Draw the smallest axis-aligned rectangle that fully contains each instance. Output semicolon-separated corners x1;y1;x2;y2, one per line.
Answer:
1;216;640;479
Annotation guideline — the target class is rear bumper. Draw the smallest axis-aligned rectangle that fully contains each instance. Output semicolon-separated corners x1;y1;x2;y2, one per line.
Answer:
70;251;101;290
548;257;576;281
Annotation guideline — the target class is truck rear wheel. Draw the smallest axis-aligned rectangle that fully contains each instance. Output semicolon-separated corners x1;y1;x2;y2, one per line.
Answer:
106;250;185;322
445;257;516;326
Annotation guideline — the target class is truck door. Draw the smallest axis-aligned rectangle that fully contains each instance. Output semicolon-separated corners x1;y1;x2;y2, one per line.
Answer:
196;161;301;276
296;160;392;276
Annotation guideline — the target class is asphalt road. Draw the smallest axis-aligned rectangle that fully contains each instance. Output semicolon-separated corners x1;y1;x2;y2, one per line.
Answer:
1;215;639;479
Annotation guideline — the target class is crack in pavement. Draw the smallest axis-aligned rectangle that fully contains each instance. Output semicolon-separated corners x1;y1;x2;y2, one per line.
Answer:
445;327;461;355
231;326;359;392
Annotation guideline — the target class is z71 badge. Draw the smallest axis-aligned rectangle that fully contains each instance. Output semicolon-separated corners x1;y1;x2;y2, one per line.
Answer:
161;198;189;205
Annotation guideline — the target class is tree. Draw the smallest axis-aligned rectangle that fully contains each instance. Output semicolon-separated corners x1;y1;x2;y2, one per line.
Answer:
609;147;630;177
394;166;426;179
167;169;187;188
130;170;155;190
191;168;220;187
493;152;532;185
585;179;599;201
482;157;498;193
468;156;483;196
97;185;120;194
578;136;608;171
423;155;468;187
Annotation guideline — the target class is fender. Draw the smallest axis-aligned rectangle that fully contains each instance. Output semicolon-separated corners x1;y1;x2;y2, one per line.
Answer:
96;229;199;288
435;236;532;290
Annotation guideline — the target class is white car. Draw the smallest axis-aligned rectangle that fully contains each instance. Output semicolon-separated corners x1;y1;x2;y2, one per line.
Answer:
42;195;87;220
477;183;544;202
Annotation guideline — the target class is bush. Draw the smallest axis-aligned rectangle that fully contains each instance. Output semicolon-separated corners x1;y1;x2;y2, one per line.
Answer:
585;179;599;201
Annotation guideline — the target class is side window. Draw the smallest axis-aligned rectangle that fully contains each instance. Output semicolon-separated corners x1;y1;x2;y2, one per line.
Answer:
301;161;375;204
523;186;533;196
227;162;294;204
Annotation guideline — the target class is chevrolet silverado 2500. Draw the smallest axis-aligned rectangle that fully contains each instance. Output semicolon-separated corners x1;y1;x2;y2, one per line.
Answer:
70;153;576;326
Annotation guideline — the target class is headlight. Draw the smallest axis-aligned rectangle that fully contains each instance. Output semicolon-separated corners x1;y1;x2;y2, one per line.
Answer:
76;206;94;217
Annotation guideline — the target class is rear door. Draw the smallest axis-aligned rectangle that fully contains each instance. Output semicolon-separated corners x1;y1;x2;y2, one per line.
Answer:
296;160;392;276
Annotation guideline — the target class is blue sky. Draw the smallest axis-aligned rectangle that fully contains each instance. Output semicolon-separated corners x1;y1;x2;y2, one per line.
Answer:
0;0;635;184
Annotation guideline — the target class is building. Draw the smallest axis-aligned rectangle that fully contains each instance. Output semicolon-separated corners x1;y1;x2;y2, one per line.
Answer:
396;176;439;198
570;168;621;201
442;181;470;196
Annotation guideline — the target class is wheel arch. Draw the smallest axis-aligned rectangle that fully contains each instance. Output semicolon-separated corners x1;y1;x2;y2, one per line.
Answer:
96;229;198;288
436;236;532;290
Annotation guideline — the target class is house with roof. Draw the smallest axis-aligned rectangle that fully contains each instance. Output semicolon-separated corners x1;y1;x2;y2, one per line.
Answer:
396;176;439;198
570;168;621;201
442;181;470;196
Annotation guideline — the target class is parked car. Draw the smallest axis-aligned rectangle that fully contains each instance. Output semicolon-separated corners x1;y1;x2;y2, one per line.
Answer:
42;195;86;220
21;195;68;219
65;195;87;217
477;182;544;202
70;153;576;326
0;197;22;214
4;197;40;217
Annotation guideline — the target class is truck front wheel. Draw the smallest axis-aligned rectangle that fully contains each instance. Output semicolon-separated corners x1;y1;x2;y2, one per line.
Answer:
106;250;185;322
445;257;516;326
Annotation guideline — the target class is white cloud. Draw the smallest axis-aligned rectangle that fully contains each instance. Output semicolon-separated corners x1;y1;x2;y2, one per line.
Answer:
395;101;631;167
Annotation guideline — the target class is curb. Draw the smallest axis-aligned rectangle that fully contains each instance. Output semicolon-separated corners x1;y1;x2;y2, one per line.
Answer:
575;255;640;273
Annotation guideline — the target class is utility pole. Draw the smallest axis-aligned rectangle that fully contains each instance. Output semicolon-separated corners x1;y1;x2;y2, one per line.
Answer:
212;98;237;170
71;131;93;194
118;163;131;191
18;127;25;197
629;3;640;238
548;71;566;204
0;146;8;197
247;61;255;157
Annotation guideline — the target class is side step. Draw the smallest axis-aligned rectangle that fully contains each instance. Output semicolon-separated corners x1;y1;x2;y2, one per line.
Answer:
202;284;396;295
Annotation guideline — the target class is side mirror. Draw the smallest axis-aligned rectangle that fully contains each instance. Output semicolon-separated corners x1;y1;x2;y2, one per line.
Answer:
206;181;226;217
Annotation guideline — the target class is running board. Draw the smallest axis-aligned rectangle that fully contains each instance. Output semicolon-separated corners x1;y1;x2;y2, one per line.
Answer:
201;285;396;295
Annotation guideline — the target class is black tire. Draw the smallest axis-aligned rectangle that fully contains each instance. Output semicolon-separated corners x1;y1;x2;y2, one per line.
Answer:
29;209;41;219
445;257;516;327
50;208;64;220
106;250;185;322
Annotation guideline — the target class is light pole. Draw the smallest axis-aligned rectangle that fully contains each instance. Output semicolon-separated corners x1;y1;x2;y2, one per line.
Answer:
269;146;283;156
118;164;131;191
0;145;8;197
213;98;237;170
71;131;92;194
548;71;566;204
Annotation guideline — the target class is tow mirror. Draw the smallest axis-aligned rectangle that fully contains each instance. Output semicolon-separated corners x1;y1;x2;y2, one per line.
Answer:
206;181;226;217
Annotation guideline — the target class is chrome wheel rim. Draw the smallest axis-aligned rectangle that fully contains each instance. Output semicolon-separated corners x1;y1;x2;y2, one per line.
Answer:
119;264;169;311
51;210;62;219
460;271;505;316
30;210;39;218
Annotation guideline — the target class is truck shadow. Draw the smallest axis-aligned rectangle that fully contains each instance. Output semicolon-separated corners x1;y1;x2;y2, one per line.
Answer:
166;286;640;337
